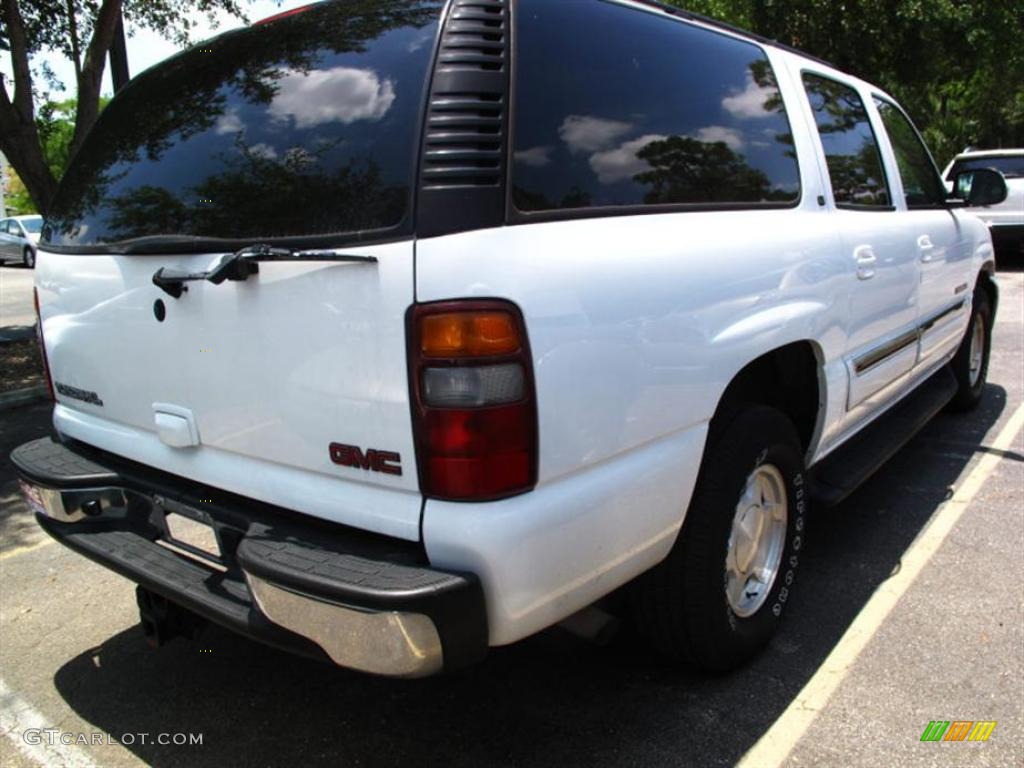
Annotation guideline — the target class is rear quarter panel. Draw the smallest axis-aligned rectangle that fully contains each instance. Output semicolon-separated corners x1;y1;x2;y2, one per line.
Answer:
416;203;848;643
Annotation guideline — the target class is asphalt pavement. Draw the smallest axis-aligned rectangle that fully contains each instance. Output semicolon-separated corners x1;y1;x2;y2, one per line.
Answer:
0;265;36;336
0;272;1021;768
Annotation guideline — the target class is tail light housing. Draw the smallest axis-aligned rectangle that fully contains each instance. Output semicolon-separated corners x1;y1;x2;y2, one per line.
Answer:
408;300;538;501
33;288;55;401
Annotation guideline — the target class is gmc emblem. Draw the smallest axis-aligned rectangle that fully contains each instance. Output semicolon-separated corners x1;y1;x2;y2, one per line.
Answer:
329;443;402;476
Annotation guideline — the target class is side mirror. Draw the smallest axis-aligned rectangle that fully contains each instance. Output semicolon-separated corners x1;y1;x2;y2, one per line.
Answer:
953;168;1009;208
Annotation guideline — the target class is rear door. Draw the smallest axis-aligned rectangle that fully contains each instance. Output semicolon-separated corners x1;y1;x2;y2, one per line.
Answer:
799;72;920;412
37;0;445;541
871;96;972;365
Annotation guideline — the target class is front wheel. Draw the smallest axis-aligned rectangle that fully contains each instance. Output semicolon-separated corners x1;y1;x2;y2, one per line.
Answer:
947;283;992;412
23;246;36;269
633;405;807;671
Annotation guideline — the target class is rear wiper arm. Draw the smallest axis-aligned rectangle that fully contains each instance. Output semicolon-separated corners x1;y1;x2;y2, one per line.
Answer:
152;244;378;299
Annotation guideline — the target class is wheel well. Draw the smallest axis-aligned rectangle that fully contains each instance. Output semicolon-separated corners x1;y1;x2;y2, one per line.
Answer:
714;342;822;453
978;267;998;316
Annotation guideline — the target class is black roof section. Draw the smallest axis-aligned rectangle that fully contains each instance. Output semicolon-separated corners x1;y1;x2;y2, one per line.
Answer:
629;0;837;71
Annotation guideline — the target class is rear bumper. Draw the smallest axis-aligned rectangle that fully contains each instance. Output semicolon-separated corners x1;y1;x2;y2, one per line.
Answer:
12;437;487;677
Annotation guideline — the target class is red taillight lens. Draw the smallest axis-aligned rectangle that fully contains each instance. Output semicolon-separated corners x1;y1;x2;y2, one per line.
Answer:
408;300;538;501
33;288;55;401
253;4;318;25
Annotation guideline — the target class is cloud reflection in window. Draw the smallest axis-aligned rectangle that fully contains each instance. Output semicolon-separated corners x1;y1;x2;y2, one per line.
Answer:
268;66;397;128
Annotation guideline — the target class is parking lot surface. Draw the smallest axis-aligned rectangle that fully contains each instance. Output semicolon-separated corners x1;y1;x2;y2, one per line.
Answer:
1;273;1021;768
0;265;35;333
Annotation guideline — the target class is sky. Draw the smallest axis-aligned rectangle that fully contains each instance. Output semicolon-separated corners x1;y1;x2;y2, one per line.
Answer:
1;1;311;100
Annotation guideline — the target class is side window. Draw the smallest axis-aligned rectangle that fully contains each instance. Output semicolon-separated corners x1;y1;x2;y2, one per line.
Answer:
802;74;890;209
873;98;946;208
511;0;801;213
0;220;8;234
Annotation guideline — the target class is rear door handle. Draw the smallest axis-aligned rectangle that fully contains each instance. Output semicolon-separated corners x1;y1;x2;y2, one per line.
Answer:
918;235;936;262
854;245;877;280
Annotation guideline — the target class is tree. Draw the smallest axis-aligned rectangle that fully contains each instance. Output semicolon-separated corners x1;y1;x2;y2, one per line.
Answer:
3;165;35;213
0;0;249;214
669;0;1024;167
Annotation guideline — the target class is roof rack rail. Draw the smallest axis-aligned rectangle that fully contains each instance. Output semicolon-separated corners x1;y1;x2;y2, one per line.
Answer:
628;0;838;71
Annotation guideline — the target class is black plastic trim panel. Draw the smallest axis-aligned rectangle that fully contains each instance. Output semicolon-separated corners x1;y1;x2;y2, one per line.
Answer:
12;438;118;487
416;0;510;238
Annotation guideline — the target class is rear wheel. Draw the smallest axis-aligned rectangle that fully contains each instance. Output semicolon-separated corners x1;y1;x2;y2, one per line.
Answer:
948;284;992;412
634;405;807;671
23;246;35;269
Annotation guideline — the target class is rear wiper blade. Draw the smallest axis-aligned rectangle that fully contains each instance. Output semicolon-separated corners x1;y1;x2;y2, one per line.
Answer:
152;244;377;299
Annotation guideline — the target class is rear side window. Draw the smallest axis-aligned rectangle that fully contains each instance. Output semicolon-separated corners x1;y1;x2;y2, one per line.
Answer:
44;0;444;252
947;156;1024;180
510;0;801;214
802;74;890;209
873;98;946;208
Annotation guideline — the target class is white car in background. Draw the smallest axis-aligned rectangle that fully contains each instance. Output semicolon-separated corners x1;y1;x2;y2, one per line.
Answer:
944;150;1024;258
0;214;42;268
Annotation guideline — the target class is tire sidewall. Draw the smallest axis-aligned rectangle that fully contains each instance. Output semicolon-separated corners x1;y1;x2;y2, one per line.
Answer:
23;247;35;269
950;285;993;409
966;292;992;400
677;406;807;666
719;433;806;650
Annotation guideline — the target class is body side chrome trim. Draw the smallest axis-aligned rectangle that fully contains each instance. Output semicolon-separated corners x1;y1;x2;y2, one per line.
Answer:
853;299;967;375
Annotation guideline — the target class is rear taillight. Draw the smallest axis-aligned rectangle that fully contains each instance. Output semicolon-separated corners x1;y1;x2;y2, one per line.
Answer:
408;300;538;501
253;4;317;25
33;288;55;401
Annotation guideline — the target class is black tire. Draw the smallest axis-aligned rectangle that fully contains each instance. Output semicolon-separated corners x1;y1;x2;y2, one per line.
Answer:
947;283;992;412
633;405;807;671
23;246;35;269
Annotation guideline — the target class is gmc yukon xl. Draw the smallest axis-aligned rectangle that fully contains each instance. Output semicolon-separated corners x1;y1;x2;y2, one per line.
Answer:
13;0;1007;676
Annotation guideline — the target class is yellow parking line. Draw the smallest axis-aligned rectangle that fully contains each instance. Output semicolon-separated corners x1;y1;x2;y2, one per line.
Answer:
738;401;1024;768
0;538;54;561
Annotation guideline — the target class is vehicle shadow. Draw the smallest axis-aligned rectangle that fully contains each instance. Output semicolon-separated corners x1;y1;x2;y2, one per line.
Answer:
0;403;55;552
52;385;1008;768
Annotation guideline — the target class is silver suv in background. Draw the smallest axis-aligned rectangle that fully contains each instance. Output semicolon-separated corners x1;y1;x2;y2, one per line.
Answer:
0;214;42;268
944;150;1024;259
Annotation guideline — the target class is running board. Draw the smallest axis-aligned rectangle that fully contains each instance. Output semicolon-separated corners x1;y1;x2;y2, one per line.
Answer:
811;366;958;507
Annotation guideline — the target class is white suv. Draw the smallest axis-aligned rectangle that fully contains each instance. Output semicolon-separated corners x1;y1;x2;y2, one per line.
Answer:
13;0;1007;676
943;149;1024;258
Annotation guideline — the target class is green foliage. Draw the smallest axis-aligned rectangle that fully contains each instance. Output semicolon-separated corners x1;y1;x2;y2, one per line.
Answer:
4;167;37;214
17;0;250;64
668;0;1024;167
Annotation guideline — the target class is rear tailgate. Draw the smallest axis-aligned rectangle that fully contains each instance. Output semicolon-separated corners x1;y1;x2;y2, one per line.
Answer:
35;0;446;540
39;245;421;540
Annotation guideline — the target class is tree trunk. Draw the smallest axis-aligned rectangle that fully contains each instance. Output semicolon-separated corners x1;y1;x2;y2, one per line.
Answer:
66;0;83;84
0;0;58;213
70;0;123;158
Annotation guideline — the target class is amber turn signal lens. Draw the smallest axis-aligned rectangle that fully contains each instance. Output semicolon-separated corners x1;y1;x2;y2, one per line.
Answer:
420;312;520;358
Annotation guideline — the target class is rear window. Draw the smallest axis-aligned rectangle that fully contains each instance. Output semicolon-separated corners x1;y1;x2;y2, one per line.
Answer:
510;0;801;214
44;0;443;252
947;156;1024;180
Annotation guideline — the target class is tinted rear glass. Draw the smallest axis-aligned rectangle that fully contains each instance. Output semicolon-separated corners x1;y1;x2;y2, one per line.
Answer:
802;74;890;209
511;0;801;213
947;156;1024;180
44;0;443;252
